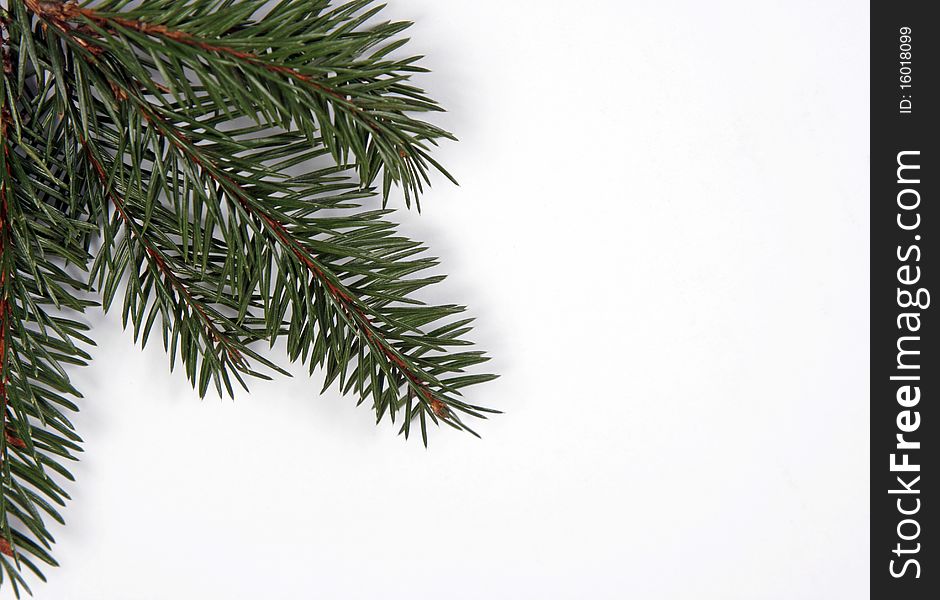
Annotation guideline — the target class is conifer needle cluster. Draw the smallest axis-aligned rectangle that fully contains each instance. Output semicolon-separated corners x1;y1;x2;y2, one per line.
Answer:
0;1;494;593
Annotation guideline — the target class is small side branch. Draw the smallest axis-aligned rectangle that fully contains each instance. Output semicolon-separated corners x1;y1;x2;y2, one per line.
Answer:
78;136;248;370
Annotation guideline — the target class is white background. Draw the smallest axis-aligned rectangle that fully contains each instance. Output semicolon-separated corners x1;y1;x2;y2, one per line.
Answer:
24;0;870;598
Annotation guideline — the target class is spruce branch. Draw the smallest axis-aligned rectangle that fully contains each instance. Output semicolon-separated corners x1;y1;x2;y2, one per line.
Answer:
26;0;456;207
1;45;93;593
0;0;494;593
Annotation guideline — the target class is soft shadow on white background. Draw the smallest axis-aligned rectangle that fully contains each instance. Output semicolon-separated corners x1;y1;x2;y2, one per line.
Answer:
27;1;869;598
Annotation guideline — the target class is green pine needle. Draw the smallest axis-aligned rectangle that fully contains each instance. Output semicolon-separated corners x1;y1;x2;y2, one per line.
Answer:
0;1;494;593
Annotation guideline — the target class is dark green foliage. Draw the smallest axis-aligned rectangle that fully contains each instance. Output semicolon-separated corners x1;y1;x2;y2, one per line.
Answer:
0;1;493;594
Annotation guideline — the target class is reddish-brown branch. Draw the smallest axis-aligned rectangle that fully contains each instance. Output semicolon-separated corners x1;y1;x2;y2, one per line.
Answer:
78;136;246;367
22;0;444;415
1;127;28;465
27;1;371;118
3;428;25;449
130;100;445;416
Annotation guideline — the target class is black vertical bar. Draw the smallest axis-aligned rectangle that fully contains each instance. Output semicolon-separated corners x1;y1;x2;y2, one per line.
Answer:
872;1;936;596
